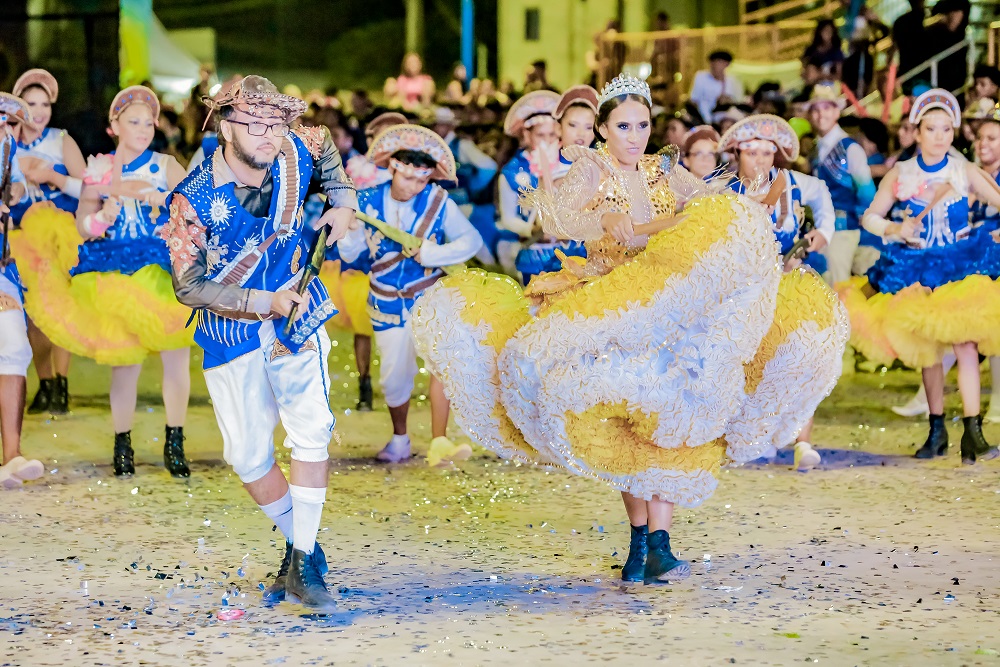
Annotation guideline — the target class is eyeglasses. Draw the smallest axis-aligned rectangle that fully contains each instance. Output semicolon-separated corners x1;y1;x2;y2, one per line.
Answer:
225;119;290;137
687;151;716;159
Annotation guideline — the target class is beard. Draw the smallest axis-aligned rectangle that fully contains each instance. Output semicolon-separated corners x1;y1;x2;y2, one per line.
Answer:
230;134;274;170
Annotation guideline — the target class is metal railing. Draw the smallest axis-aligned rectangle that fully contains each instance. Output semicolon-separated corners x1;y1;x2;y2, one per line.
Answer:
595;21;818;92
739;0;835;24
846;37;974;117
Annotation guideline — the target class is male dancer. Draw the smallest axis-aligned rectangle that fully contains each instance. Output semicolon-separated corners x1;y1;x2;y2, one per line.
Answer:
807;82;877;285
162;76;357;610
338;124;481;464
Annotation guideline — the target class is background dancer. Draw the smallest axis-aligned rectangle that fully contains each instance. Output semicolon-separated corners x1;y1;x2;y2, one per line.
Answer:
12;86;193;478
806;83;877;287
720;114;836;470
843;89;1000;464
319;111;407;411
163;75;357;611
10;69;86;416
498;90;586;283
0;94;43;489
337;124;482;465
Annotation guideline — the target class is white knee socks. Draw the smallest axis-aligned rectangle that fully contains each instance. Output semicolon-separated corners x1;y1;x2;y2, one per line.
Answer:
289;484;326;555
259;490;295;543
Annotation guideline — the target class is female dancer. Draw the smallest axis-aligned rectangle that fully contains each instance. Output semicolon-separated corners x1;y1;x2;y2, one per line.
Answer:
680;125;720;180
720;114;836;470
10;69;86;415
555;85;598;150
842;89;1000;463
499;91;587;283
410;74;847;584
12;86;193;477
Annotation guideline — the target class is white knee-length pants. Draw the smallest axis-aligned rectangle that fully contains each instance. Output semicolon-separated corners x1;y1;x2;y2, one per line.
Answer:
204;321;335;484
0;309;32;377
374;321;419;409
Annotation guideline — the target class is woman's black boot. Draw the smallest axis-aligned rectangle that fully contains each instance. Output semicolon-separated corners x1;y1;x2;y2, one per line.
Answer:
914;413;948;459
960;415;999;465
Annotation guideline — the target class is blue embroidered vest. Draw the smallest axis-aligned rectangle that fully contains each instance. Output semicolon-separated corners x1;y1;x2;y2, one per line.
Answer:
172;133;337;367
814;136;862;232
358;182;449;332
500;149;535;222
889;154;970;249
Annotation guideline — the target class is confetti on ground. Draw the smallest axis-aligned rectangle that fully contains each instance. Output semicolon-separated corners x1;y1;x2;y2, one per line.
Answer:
2;338;1000;665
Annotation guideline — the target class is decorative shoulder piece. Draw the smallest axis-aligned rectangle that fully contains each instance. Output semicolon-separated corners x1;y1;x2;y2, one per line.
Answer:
598;73;651;108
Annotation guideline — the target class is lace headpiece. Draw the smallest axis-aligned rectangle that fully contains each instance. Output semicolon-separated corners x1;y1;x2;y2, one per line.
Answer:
598;74;651;109
910;88;961;128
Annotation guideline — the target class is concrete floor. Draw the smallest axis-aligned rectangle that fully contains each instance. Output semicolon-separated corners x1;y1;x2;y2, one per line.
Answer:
2;334;1000;666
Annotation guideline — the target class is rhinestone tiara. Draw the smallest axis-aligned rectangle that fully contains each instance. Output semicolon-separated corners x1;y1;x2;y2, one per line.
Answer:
598;73;651;109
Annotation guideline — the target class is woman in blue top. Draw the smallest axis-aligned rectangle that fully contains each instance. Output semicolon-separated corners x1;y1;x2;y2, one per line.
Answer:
11;69;87;416
843;89;1000;464
13;86;193;478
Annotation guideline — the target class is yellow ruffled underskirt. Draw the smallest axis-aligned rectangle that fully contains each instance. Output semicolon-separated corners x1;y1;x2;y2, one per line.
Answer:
838;274;1000;368
10;204;193;366
413;194;848;507
319;261;374;336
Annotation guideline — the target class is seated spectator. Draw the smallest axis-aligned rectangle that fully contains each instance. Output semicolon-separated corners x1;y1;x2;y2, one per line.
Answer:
442;62;470;104
689;51;745;126
524;60;552;93
384;52;435;110
752;82;788;117
971;64;1000;104
802;19;845;81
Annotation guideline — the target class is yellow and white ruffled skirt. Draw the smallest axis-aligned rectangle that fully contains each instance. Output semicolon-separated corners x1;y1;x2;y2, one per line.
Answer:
838;275;1000;369
412;194;849;507
9;204;193;366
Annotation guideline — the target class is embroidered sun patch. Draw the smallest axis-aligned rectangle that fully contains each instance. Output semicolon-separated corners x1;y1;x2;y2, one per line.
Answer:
209;194;233;228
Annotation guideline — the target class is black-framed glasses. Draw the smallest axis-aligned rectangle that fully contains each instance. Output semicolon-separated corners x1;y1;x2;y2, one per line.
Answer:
225;119;290;137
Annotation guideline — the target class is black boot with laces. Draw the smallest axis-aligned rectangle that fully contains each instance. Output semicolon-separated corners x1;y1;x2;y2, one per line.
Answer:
114;431;135;476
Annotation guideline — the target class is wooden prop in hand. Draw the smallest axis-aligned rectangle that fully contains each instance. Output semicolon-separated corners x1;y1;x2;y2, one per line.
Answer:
283;226;328;336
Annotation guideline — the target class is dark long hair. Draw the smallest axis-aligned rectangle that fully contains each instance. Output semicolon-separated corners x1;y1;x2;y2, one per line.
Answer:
809;19;838;51
595;93;651;140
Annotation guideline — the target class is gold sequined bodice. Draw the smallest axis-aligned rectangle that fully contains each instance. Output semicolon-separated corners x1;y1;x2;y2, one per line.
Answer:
584;145;677;275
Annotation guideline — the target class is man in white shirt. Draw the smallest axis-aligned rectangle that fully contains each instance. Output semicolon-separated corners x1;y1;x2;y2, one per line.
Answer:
335;125;482;466
689;51;745;124
807;83;878;285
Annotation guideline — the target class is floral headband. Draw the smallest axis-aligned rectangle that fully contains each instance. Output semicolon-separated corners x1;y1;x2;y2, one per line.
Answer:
389;158;434;179
368;124;457;182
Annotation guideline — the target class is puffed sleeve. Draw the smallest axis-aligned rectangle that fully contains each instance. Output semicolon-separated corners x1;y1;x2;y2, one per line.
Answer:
523;157;606;241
